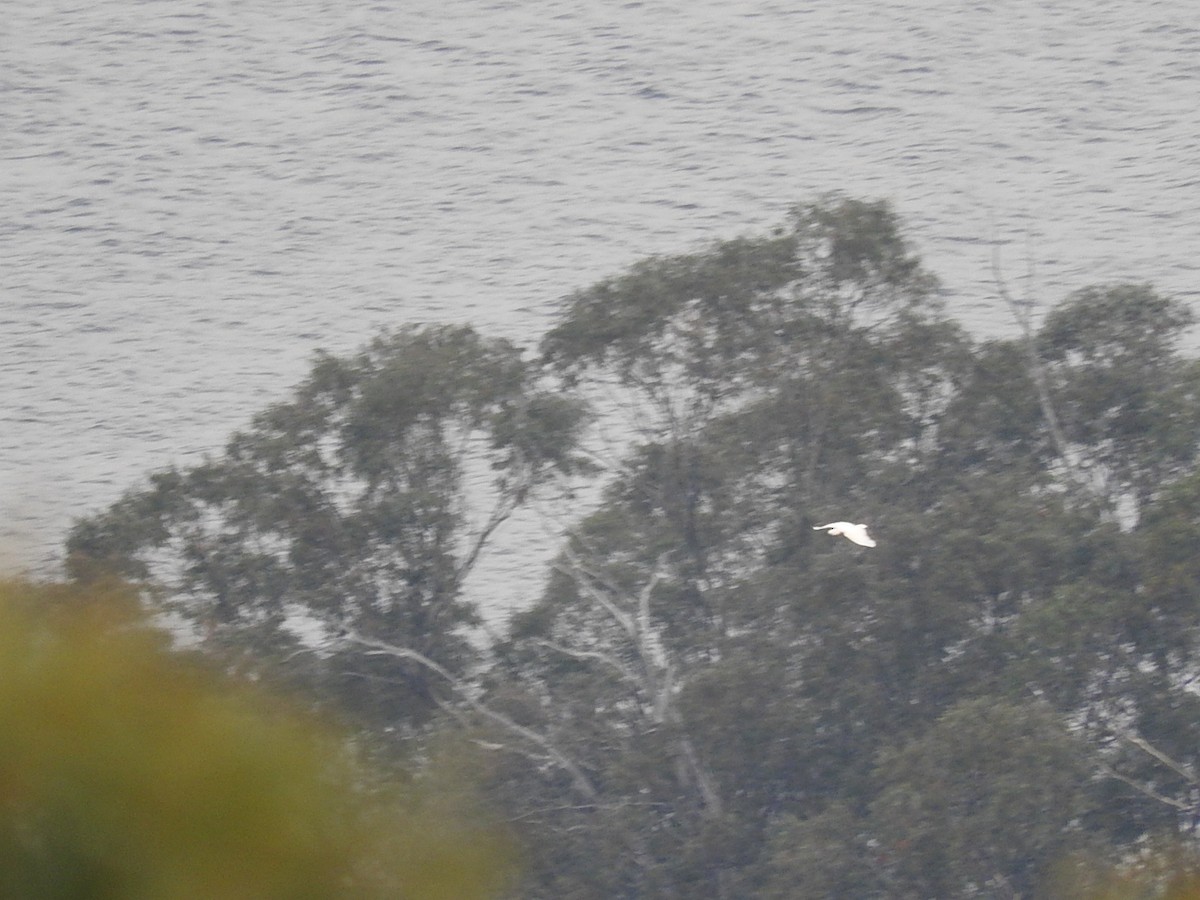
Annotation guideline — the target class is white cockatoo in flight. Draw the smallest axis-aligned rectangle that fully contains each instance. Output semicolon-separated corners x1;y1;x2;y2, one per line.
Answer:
813;521;876;547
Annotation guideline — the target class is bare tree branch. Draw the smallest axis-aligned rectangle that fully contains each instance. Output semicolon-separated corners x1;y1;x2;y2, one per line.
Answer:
536;638;638;685
554;547;637;640
991;237;1077;482
546;550;724;818
1099;762;1191;811
1119;729;1199;786
344;632;599;801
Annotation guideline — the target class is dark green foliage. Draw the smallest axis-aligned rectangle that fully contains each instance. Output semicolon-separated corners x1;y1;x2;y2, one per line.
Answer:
1040;283;1194;369
938;339;1054;478
66;324;588;728
481;202;1200;897
871;699;1093;898
63;198;1200;897
753;803;885;899
1039;283;1200;509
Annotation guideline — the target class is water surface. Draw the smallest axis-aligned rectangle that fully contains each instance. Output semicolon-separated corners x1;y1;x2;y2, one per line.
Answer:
4;0;1198;613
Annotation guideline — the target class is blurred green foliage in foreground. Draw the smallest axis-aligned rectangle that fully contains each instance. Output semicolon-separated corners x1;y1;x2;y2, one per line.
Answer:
0;577;514;900
1049;841;1200;900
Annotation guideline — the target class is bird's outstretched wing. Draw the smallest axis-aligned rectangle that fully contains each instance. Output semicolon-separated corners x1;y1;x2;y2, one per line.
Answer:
844;525;876;547
814;522;876;547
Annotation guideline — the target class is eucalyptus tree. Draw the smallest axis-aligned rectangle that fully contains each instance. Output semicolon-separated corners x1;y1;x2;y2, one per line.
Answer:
1011;469;1200;842
476;203;1200;896
477;197;980;897
56;195;1200;896
1037;283;1200;514
965;284;1200;839
539;195;969;622
65;324;588;728
482;541;753;898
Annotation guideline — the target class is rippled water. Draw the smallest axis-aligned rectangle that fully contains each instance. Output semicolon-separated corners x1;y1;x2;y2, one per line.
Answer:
4;0;1198;613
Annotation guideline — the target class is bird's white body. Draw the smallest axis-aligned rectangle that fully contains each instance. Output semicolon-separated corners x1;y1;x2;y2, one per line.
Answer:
813;521;876;547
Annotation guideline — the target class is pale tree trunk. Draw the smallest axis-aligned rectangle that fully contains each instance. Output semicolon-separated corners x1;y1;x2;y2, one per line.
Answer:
551;548;724;818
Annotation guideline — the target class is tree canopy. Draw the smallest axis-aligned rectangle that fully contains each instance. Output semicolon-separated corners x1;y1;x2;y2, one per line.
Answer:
65;324;589;729
61;196;1200;898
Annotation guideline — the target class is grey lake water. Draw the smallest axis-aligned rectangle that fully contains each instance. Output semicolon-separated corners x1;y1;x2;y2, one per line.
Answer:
4;0;1198;617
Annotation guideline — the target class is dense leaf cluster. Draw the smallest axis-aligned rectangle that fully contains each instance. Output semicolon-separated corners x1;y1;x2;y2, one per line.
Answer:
67;196;1200;898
